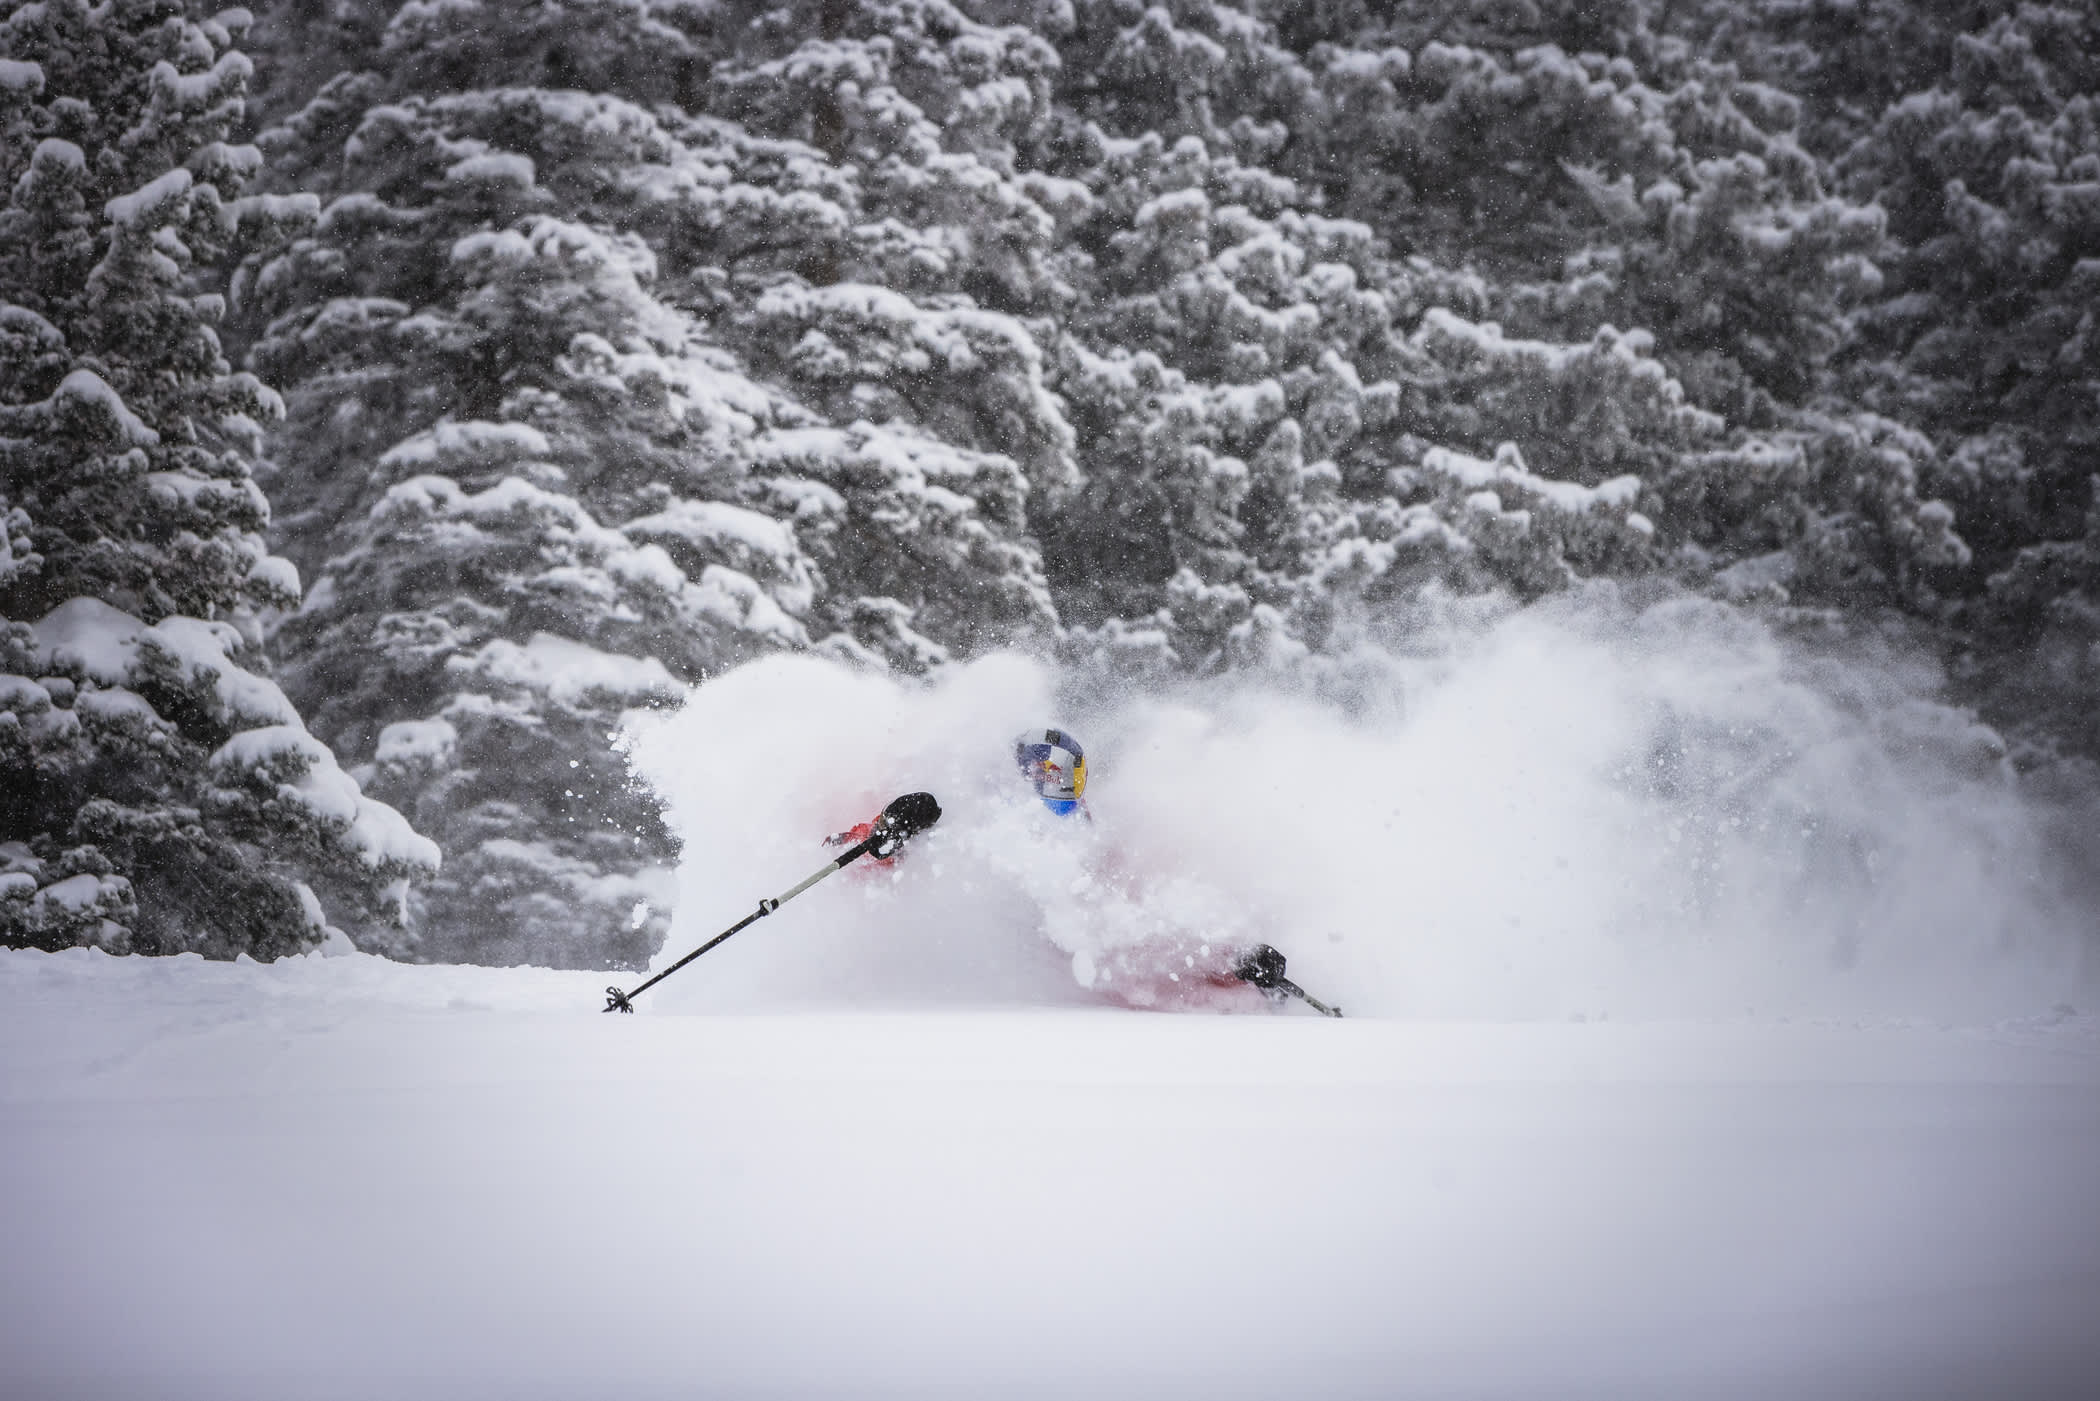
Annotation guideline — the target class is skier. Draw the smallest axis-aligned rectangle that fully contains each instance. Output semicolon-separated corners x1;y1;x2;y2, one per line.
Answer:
1009;725;1338;1015
813;728;1336;1013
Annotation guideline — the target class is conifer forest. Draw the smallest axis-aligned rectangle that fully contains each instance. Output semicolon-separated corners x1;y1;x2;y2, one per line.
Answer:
5;0;2099;972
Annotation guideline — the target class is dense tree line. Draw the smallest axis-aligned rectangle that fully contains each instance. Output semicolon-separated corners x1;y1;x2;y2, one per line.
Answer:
5;0;2095;966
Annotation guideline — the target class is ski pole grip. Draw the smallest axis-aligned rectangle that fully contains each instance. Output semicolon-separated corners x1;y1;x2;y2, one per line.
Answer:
862;792;942;860
877;791;941;837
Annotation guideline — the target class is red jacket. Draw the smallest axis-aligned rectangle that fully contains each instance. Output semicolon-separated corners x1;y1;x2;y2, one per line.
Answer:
824;817;899;867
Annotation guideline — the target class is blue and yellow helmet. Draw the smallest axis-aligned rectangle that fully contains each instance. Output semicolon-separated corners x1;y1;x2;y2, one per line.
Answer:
1014;728;1087;815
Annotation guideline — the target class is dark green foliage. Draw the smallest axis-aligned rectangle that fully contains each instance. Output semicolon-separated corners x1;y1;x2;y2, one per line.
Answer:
236;0;1075;963
1683;1;2100;753
0;0;433;959
127;0;2094;974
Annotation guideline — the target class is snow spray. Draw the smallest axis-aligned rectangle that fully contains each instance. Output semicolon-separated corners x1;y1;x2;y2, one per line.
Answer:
623;593;2094;1020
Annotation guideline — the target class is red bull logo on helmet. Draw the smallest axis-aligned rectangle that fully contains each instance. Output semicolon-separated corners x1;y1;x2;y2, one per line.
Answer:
1014;728;1086;811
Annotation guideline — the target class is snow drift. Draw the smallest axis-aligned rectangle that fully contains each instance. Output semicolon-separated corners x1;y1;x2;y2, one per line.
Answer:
626;591;2094;1021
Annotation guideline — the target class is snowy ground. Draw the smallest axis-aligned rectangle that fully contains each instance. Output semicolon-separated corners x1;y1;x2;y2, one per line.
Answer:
4;947;2097;1401
12;619;2100;1397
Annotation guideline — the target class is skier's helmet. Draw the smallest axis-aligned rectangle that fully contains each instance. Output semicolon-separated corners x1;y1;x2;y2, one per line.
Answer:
1014;728;1087;816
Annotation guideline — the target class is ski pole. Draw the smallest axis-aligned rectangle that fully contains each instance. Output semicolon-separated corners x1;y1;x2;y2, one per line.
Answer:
1233;943;1343;1017
603;791;942;1013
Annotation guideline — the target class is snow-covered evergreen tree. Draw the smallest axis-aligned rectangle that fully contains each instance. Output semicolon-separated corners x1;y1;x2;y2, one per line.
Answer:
700;0;1076;661
239;0;1071;964
170;0;2099;970
245;42;766;963
1823;3;2099;752
1011;2;1680;665
1641;0;2096;753
1;0;434;958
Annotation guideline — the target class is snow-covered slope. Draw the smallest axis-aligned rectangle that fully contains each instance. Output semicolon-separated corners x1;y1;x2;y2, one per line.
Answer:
9;608;2098;1397
3;947;2097;1400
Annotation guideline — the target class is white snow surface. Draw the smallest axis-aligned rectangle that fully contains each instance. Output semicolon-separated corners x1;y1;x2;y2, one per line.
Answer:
8;604;2100;1397
1;947;2095;1400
